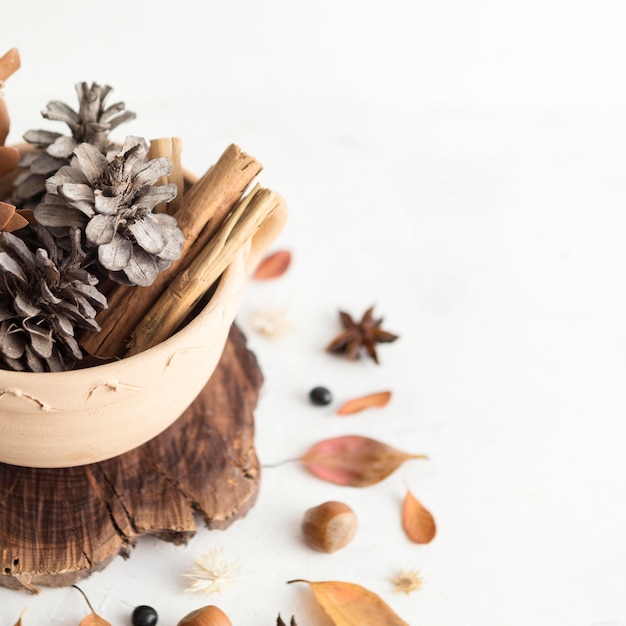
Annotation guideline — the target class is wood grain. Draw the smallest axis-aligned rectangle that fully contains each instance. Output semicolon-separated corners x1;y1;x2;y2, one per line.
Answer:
0;324;262;593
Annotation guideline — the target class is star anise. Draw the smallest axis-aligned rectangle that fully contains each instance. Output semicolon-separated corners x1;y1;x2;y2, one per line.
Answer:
326;306;399;364
277;616;298;626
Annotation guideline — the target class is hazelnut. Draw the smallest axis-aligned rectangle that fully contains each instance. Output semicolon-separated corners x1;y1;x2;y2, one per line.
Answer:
301;501;357;553
177;605;232;626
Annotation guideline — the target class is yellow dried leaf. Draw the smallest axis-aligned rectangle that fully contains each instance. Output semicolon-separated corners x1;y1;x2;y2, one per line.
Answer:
288;579;410;626
336;391;392;415
402;489;436;544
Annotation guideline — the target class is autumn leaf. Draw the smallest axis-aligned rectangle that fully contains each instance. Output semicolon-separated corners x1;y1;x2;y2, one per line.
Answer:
336;391;392;415
402;489;436;544
12;609;27;626
253;249;292;279
288;579;409;626
73;586;111;626
300;435;426;487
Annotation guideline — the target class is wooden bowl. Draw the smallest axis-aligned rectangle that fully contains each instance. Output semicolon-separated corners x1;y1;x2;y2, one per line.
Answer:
0;200;287;468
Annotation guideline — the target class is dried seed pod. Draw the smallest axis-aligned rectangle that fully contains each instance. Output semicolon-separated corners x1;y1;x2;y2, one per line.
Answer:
301;501;357;553
177;605;232;626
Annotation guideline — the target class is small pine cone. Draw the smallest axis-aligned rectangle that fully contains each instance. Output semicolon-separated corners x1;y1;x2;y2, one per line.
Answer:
13;82;136;209
35;136;183;287
0;227;107;372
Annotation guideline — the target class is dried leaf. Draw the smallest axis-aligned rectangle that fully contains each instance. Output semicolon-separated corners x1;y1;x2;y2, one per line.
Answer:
301;435;426;487
97;235;133;271
336;391;392;415
402;489;436;544
12;608;27;626
0;145;21;177
253;249;292;279
288;579;409;626
73;586;111;626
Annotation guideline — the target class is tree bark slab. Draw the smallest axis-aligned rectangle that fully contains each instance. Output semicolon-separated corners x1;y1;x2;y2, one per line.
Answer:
0;324;262;593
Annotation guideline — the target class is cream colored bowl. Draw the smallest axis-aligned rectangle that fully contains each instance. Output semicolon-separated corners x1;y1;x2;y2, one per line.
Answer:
0;199;287;468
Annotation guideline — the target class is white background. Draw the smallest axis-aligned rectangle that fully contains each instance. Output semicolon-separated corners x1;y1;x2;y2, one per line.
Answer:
1;1;626;624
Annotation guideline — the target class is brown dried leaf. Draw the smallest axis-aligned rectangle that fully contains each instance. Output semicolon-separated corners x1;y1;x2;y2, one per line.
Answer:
300;435;426;487
0;201;27;233
253;249;292;279
0;145;21;177
288;579;409;626
336;390;392;415
402;489;436;544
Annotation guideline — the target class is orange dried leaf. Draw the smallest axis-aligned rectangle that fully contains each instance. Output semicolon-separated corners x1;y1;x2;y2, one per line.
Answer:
79;615;111;626
73;586;111;626
288;579;409;626
402;489;436;544
12;609;27;626
336;390;392;415
0;201;28;232
300;435;426;487
253;249;292;279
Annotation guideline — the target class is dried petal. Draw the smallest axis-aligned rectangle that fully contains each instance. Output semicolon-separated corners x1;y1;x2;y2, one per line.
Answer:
301;435;426;487
23;129;63;147
85;214;116;246
123;247;158;286
253;249;292;280
72;143;108;184
288;579;409;626
0;251;27;281
402;489;436;544
391;569;424;594
35;203;88;227
128;216;167;254
336;391;392;415
132;156;172;186
97;235;132;271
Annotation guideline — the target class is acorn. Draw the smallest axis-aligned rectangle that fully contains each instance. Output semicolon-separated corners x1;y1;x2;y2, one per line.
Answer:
177;605;232;626
301;501;357;553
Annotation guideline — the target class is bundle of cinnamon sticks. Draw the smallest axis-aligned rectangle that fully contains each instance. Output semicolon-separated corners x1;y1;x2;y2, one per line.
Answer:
79;142;282;359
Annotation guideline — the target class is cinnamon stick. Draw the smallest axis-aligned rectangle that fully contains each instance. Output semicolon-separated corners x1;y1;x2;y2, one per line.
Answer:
127;186;282;355
79;144;262;358
147;137;184;213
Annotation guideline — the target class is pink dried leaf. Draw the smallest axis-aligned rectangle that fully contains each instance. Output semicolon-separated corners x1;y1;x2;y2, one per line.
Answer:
300;435;426;487
253;249;292;280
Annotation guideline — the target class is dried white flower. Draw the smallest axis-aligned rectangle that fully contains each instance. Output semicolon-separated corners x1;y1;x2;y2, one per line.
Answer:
249;306;292;338
183;545;239;595
391;568;424;595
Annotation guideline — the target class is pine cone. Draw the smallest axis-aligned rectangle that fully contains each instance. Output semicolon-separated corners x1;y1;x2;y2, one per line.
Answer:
0;226;107;372
35;136;183;287
13;82;136;209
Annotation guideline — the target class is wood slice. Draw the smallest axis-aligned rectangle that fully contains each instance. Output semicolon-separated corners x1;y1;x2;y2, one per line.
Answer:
0;324;262;593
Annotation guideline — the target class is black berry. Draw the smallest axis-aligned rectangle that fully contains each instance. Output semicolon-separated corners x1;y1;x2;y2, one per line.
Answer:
309;386;332;406
132;605;158;626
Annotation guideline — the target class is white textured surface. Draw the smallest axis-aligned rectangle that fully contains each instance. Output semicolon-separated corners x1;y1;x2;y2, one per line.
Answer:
1;1;626;624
